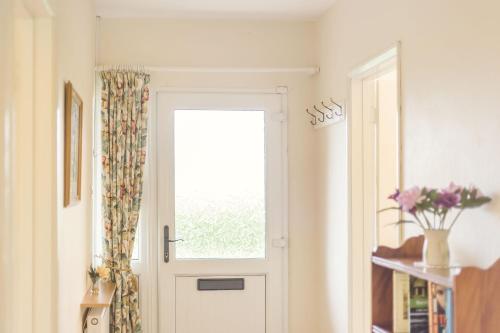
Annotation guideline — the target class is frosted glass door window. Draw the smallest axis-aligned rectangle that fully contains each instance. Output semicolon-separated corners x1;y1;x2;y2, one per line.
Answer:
174;110;266;259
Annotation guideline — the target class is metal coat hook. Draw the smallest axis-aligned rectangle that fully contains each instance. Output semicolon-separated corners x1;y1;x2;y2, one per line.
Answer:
321;101;334;119
306;98;345;127
314;105;325;122
329;98;343;116
305;108;317;125
329;98;342;109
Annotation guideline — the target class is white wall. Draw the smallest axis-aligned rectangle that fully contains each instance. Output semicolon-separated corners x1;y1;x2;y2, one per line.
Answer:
315;0;500;332
13;4;35;331
32;17;57;333
0;1;15;331
314;8;349;333
98;18;319;333
55;0;96;332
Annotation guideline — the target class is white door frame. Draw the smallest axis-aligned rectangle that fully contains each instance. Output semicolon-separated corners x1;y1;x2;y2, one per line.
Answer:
4;1;56;332
141;86;289;333
347;43;402;333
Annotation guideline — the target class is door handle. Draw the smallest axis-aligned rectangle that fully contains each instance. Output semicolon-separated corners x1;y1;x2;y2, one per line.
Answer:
164;225;183;263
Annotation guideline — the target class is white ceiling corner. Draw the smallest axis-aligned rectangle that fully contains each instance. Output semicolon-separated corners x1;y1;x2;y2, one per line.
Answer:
95;0;335;20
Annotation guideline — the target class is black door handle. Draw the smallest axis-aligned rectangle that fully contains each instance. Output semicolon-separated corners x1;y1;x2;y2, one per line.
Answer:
164;225;183;263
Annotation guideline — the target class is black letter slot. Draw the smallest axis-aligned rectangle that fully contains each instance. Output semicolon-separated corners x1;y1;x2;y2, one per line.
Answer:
197;278;245;291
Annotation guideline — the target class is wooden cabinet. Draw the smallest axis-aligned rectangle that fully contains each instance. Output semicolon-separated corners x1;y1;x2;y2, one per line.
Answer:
372;236;500;333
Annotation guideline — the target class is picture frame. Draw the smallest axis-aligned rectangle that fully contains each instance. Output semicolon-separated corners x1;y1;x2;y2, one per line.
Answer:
64;81;83;207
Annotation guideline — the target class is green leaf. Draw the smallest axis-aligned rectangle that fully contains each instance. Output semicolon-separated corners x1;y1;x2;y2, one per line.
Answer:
378;206;401;213
386;220;418;226
462;196;492;208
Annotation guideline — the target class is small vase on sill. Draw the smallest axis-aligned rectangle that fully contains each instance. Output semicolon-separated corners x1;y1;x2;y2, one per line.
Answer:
91;279;100;295
423;229;450;268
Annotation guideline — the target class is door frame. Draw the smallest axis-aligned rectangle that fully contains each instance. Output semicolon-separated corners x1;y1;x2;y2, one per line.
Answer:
142;86;289;333
347;43;403;333
4;1;56;332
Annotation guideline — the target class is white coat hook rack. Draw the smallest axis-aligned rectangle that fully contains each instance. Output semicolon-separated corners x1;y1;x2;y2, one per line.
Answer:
306;98;345;129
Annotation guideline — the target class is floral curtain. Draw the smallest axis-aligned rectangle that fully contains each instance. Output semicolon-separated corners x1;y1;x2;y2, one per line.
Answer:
100;70;150;333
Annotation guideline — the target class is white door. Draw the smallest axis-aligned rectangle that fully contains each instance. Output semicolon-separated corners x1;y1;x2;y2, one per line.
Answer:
362;67;400;250
156;91;287;333
360;68;400;332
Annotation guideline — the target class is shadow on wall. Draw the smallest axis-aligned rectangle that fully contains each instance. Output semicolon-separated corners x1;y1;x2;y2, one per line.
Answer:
486;192;500;217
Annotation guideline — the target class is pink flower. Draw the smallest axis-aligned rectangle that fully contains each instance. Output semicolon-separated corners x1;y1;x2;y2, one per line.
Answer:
435;182;462;208
445;182;462;194
436;191;460;208
468;185;484;198
388;189;400;201
397;186;424;213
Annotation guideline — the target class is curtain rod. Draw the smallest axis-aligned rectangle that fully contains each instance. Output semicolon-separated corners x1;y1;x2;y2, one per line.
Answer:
95;65;320;75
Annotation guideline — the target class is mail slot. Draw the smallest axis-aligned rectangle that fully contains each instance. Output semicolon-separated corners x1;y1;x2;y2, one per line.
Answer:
197;278;245;291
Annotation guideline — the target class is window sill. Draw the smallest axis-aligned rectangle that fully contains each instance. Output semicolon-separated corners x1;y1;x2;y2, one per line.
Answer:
81;281;116;309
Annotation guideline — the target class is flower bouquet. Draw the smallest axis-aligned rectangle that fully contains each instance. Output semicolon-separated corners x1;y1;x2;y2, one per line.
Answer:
88;264;111;294
382;183;491;267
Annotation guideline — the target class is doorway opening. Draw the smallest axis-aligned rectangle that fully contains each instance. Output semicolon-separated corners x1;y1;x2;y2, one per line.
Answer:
348;44;402;333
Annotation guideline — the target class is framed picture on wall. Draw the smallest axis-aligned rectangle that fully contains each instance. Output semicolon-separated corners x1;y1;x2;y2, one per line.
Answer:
64;81;83;207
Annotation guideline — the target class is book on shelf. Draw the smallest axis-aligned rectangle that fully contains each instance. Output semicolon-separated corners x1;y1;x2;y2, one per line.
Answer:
428;282;454;333
428;282;438;333
393;271;410;333
445;288;453;333
409;276;428;333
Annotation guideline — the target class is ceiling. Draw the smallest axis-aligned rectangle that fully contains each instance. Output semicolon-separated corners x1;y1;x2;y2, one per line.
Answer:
95;0;335;20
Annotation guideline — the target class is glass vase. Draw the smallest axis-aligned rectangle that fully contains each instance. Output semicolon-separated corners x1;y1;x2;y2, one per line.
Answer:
91;279;100;295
